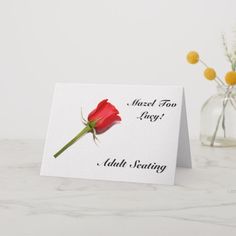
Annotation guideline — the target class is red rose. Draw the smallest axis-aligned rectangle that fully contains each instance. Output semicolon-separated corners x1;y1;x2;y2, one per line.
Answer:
54;99;121;158
88;99;121;133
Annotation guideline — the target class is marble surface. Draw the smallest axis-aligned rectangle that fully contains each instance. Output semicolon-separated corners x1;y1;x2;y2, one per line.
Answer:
0;140;236;236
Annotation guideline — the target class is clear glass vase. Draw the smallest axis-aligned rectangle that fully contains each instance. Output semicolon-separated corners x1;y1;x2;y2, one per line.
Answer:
200;86;236;147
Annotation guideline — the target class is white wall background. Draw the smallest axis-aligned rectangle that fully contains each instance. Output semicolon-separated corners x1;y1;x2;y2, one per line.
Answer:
1;0;236;139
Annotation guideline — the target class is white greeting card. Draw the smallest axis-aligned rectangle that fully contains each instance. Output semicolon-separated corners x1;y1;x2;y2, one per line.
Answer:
40;83;191;185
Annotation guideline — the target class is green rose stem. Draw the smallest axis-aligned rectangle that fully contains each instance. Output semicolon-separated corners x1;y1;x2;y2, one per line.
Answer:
54;121;96;158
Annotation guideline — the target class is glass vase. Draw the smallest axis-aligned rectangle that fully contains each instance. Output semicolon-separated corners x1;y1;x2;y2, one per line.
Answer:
200;86;236;147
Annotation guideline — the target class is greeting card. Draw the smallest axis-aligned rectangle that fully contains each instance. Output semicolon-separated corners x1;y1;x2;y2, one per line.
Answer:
40;83;191;185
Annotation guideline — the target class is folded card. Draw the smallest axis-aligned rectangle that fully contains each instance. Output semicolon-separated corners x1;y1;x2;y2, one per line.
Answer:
40;83;191;185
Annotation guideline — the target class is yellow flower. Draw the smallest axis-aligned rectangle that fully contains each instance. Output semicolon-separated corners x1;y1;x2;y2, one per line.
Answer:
225;71;236;85
186;51;199;64
204;68;216;80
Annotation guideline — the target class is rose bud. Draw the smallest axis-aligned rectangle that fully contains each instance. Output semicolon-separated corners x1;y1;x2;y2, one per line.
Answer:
88;99;121;133
54;99;121;158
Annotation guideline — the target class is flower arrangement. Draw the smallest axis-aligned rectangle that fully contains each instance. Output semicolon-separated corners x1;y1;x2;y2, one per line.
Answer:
187;35;236;147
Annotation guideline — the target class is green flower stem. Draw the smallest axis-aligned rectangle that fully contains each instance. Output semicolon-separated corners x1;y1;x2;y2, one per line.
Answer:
210;87;232;146
54;125;92;158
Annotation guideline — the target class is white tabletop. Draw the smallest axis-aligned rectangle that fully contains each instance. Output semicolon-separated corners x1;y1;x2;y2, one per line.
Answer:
0;140;236;236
